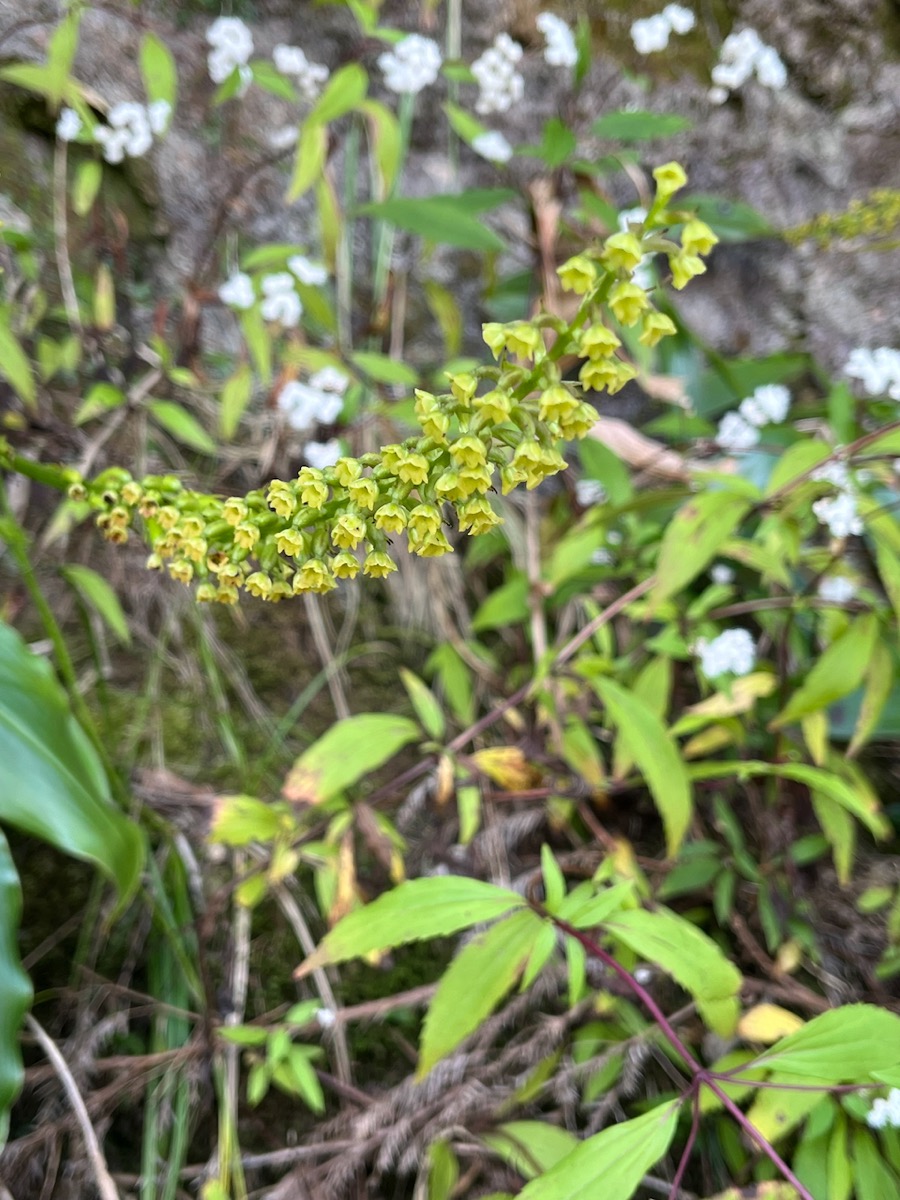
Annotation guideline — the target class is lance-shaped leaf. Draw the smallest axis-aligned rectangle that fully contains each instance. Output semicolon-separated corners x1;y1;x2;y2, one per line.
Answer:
748;1005;900;1082
652;491;752;606
593;678;692;856
770;614;879;729
604;906;742;1035
518;1102;678;1200
282;713;419;804
0;831;32;1148
294;876;525;979
484;1122;578;1180
418;908;544;1077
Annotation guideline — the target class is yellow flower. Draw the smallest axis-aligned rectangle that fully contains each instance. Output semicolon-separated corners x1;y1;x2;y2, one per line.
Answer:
474;389;512;423
216;584;240;605
639;312;678;347
233;521;260;551
457;497;502;536
178;515;205;538
270;580;292;602
407;503;443;539
457;464;493;496
222;498;248;526
363;550;397;578
276;527;306;557
421;409;450;442
506;322;543;360
245;571;274;599
512;440;547;488
609;281;651;326
333;457;362;487
557;402;598;439
267;482;297;518
331;551;360;579
681;218;719;257
669;251;706;290
121;481;142;506
449;435;487;469
538;383;579;424
580;358;621;391
411;529;453;557
331;512;367;550
447;373;477;405
434;471;466;502
348;477;379;510
373;501;408;533
169;559;194;586
182;537;208;563
292;559;336;594
196;582;218;603
500;463;527;494
297;467;328;508
557;253;598;295
602;232;644;273
653;161;688;201
578;323;621;358
157;505;180;531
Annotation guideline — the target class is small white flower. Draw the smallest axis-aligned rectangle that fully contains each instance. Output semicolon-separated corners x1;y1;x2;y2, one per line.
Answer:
591;548;613;565
811;460;852;490
272;44;330;102
218;271;255;310
818;575;856;604
536;12;578;69
711;563;735;586
630;14;672;54
812;492;863;539
147;99;172;135
94;101;153;162
711;28;786;97
309;366;349;394
634;966;654;985
867;1088;900;1130
260;272;302;326
707;85;729;105
277;380;343;432
206;16;254;85
739;383;791;427
575;479;607;507
754;45;787;89
845;346;900;399
288;255;329;286
315;1008;337;1029
56;107;82;141
378;33;442;95
696;628;756;678
607;530;623;545
618;207;648;232
304;438;342;469
662;4;695;34
269;125;299;150
472;130;514;164
471;35;525;114
716;411;760;452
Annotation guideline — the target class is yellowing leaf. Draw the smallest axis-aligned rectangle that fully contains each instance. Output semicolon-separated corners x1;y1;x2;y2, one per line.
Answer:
472;746;540;792
678;672;777;723
738;1004;805;1044
282;714;419;804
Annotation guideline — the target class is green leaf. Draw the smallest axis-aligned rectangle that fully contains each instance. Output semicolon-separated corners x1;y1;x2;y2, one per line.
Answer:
484;1121;578;1180
593;678;692;857
853;1129;900;1200
680;193;774;242
763;439;833;496
140;32;177;109
443;100;486;143
751;1005;900;1081
0;830;32;1148
287;119;328;202
295;876;525;979
71;159;103;217
419;909;544;1077
518;1102;678;1200
147;400;217;455
770;614;880;728
240;308;271;384
61;564;131;645
652;492;752;606
523;117;576;167
282;713;420;805
604;906;741;1034
0;621;144;901
427;1139;459;1200
399;669;445;741
592;111;692;142
359;99;401;194
210;794;284;846
848;642;895;757
308;62;367;125
219;364;254;440
251;61;299;101
472;572;529;632
356;197;507;252
218;1024;269;1047
0;320;36;409
74;381;125;425
46;12;81;107
612;656;671;778
350;351;418;385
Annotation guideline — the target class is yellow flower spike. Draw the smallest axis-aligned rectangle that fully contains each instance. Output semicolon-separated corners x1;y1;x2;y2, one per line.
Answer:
579;323;621;358
557;253;598;295
538;383;579;424
482;323;508;358
449;435;488;469
333;457;362;487
297;467;329;508
331;512;367;550
447;373;477;405
681;218;719;257
245;571;274;599
222;498;248;526
653;161;688;201
374;501;408;533
275;528;305;558
602;232;645;273
233;522;261;551
362;550;397;578
474;389;512;423
169;559;194;586
348;477;379;510
639;312;678;347
331;552;360;579
669;251;707;291
457;497;502;536
609;281;651;326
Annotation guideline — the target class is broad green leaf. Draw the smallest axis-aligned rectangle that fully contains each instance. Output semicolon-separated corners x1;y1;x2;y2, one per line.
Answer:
287;119;328;201
443;100;486;143
745;1078;827;1142
240;308;271;383
46;12;82;107
750;1005;900;1081
309;62;368;125
71;159;103;217
0;830;32;1148
219;364;254;439
210;794;285;845
399;669;445;740
593;678;692;856
0;621;144;901
359;99;401;194
523;117;576;167
62;564;131;645
852;1129;900;1200
484;1121;578;1180
472;572;529;632
148;400;216;455
356;197;507;252
557;881;633;929
811;791;855;884
350;351;418;385
427;1139;459;1200
0;320;36;409
419;909;543;1076
294;876;525;978
771;615;879;728
217;1024;269;1047
604;906;741;1034
518;1102;678;1200
140;32;177;108
251;61;299;101
282;713;419;804
652;492;752;606
560;714;606;793
74;381;125;425
612;656;670;778
848;641;895;757
764;439;832;496
592;110;692;141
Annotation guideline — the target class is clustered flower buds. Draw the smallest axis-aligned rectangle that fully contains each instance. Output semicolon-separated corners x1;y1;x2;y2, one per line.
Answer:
75;163;716;604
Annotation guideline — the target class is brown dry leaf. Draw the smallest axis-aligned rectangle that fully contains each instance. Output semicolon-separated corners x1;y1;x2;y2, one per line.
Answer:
585;417;699;482
330;832;358;926
434;753;455;807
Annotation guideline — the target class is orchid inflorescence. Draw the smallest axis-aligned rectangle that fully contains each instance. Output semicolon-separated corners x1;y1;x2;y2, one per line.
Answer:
70;164;716;604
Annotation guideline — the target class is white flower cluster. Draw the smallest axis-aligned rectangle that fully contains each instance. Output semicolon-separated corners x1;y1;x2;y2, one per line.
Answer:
845;346;900;400
696;628;756;678
378;34;442;95
304;438;342;470
536;12;578;69
575;479;607;507
288;254;328;286
818;575;856;604
630;5;695;55
472;34;524;115
219;271;255;310
218;256;328;317
472;130;514;164
93;100;171;164
277;366;349;433
56;107;83;141
716;384;791;452
710;563;735;585
273;44;330;102
811;460;863;539
260;273;301;326
709;29;787;104
207;16;254;88
868;1088;900;1130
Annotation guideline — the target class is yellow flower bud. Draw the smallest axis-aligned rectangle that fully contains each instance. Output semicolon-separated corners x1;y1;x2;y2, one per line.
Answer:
639;312;678;347
602;232;644;273
348;477;379;510
609;281;651;326
557;253;598;295
297;467;329;508
681;218;718;256
669;251;706;290
652;161;688;201
362;550;397;578
447;373;477;405
579;323;621;358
